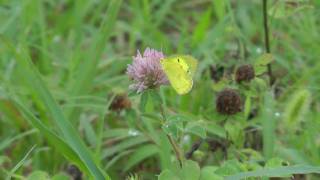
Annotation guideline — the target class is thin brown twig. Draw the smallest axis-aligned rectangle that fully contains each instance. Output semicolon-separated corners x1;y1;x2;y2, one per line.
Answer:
185;139;203;159
166;134;183;167
263;0;274;85
159;104;183;168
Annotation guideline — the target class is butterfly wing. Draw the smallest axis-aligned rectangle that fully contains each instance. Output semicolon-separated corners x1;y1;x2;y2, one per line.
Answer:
181;55;198;76
161;57;193;95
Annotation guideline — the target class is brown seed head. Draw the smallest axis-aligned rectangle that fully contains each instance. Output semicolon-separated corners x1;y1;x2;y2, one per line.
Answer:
235;64;255;83
216;89;242;115
110;94;131;111
67;164;82;180
209;65;224;82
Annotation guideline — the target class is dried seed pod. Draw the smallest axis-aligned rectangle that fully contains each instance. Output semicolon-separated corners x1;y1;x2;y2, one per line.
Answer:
110;94;131;111
209;65;224;82
206;138;229;159
235;64;255;83
67;164;82;180
216;89;242;115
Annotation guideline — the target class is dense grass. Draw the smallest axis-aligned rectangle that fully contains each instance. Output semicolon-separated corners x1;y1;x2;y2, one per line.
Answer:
1;0;320;179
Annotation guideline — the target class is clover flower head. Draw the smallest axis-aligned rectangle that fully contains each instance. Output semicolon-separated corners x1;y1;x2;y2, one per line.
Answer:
127;47;169;93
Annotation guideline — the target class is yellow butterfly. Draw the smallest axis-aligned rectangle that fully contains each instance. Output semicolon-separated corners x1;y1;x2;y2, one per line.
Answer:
161;55;198;95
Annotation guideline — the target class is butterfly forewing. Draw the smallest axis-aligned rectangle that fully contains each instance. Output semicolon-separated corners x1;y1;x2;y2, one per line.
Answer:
161;57;193;95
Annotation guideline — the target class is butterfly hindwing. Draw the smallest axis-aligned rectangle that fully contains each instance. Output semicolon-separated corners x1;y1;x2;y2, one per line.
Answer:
161;55;197;95
181;55;198;76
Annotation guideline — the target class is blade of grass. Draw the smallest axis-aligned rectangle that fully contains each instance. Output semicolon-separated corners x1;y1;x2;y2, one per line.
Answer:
261;92;276;159
95;94;115;158
102;136;149;159
66;0;123;121
36;0;51;74
191;7;212;48
225;165;320;180
12;99;89;176
123;144;159;171
0;129;37;152
0;98;28;130
104;150;133;170
6;145;37;180
1;37;107;179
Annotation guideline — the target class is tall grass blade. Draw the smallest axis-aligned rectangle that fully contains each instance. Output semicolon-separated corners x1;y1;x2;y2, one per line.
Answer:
225;165;320;180
1;37;107;179
6;145;36;180
68;0;123;101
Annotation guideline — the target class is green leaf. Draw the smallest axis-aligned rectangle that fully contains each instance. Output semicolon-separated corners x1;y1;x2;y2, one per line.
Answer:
254;66;267;76
252;77;268;90
27;171;50;180
215;160;243;176
213;0;226;20
140;92;149;112
128;90;139;97
284;89;311;127
158;170;180;180
225;121;244;147
192;8;212;47
51;173;71;180
158;133;175;171
254;53;274;67
205;122;226;138
104;128;133;139
180;160;201;180
225;165;320;180
200;166;223;180
265;158;288;168
138;90;156;113
124;144;159;171
185;121;206;138
167;114;192;123
162;115;185;139
212;79;229;92
149;89;162;103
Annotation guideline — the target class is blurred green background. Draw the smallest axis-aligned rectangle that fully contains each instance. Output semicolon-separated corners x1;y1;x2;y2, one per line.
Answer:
1;0;320;179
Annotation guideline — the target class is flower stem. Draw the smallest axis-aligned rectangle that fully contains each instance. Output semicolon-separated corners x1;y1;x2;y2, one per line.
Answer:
262;0;274;85
166;134;183;167
159;104;184;168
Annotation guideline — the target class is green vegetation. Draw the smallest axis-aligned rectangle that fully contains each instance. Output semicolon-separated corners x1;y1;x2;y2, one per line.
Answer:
0;0;320;179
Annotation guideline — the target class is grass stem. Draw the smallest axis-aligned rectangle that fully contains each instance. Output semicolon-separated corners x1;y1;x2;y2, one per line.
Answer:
159;103;183;168
262;0;274;85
